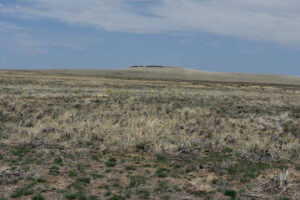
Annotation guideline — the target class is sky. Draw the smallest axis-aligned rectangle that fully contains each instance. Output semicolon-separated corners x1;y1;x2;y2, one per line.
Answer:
0;0;300;75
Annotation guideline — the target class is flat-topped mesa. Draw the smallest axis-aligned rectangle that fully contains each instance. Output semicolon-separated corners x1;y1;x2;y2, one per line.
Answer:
130;65;166;68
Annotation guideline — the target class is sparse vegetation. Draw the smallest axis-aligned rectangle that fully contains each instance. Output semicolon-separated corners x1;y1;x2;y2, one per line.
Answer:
0;70;299;199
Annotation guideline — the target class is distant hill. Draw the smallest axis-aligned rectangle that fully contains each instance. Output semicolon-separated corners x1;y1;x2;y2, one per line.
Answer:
130;65;166;68
39;66;300;86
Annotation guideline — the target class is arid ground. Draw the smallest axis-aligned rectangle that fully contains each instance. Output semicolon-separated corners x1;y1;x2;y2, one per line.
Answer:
0;68;299;200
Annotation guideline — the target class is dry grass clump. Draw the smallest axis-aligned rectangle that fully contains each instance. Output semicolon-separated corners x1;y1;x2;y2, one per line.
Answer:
0;70;299;199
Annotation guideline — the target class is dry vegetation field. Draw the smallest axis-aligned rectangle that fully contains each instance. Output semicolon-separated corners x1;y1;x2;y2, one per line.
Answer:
0;69;299;200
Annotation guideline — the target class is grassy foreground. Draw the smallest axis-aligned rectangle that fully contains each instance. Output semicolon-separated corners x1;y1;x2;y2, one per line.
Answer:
0;70;299;200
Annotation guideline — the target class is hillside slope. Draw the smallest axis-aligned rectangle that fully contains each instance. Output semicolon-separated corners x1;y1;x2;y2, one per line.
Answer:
40;66;300;86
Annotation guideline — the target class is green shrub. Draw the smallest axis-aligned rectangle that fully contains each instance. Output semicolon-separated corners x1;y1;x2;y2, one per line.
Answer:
54;156;64;166
125;165;136;170
224;189;237;199
89;195;99;200
136;189;150;199
154;181;169;193
108;195;126;200
105;157;117;167
37;178;47;183
65;193;77;200
283;121;300;137
11;188;24;198
32;195;45;200
155;168;169;178
156;154;166;162
49;166;60;176
128;175;146;188
68;170;78;178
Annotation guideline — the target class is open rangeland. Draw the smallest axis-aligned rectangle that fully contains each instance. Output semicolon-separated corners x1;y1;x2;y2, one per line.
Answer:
0;69;299;200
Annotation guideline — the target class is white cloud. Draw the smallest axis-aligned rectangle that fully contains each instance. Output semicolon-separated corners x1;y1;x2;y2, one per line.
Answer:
1;0;300;45
0;22;85;56
13;33;46;56
0;21;22;32
49;42;85;51
10;33;86;56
